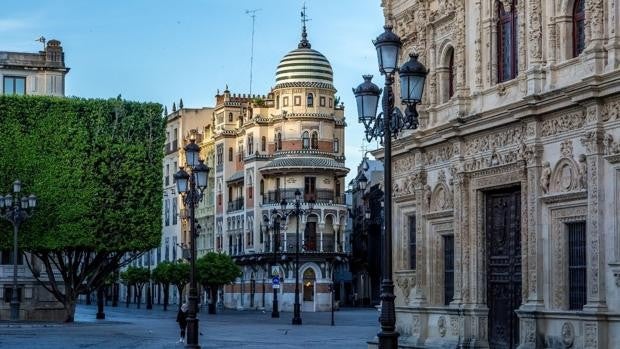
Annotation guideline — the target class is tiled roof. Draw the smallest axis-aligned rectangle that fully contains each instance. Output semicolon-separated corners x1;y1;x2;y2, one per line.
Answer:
259;156;348;172
226;171;245;182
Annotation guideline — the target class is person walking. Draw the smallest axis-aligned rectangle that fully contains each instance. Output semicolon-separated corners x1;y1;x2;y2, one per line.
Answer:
176;302;189;343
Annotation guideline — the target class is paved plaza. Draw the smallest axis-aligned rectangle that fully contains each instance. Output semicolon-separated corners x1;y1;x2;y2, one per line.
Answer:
0;304;378;348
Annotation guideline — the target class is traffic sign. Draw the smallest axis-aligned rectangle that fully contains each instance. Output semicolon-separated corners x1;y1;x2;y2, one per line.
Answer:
272;276;280;285
271;266;279;276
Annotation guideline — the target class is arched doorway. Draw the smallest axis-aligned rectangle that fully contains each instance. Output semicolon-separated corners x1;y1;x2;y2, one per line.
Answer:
302;268;316;311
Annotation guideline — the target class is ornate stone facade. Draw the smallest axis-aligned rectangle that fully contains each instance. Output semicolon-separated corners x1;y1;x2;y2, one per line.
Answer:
378;1;620;348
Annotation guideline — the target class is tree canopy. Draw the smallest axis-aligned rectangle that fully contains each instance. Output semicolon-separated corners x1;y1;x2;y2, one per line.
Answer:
0;95;165;321
197;252;241;287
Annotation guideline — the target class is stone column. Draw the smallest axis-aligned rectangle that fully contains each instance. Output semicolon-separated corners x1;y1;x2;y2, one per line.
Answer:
411;168;428;305
584;0;607;74
526;0;545;95
449;165;466;306
333;224;340;252
524;142;545;307
319;223;325;252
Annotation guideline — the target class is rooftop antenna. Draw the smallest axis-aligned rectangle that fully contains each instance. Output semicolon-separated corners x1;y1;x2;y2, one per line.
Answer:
298;2;312;48
246;8;262;96
36;36;46;50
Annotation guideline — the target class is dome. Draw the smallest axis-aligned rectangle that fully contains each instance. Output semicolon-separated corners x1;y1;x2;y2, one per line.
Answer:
274;19;334;89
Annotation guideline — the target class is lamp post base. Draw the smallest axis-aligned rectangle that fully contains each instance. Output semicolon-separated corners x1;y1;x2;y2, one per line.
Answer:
10;300;20;321
292;301;302;325
292;317;302;325
271;290;279;318
377;331;399;349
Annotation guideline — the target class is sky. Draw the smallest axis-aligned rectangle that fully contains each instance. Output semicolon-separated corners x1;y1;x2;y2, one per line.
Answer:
1;0;385;185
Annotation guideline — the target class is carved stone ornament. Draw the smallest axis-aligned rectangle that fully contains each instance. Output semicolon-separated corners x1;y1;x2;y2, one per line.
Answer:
438;316;447;337
561;322;575;348
396;275;413;304
541;161;551;194
412;315;421;335
540;110;586;137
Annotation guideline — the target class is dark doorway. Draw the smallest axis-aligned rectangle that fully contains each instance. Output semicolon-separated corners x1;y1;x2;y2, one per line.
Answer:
486;188;521;349
304;221;317;251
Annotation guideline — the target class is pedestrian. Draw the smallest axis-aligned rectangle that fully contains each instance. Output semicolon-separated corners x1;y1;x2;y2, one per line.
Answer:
176;302;189;343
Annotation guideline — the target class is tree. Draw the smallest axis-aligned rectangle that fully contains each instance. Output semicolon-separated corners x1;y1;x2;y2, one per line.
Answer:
120;266;150;309
152;261;173;311
197;252;241;314
169;261;190;308
0;95;165;322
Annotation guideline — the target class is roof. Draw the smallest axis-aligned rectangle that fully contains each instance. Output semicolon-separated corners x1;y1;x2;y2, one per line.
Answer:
259;156;349;174
275;47;333;86
226;171;245;183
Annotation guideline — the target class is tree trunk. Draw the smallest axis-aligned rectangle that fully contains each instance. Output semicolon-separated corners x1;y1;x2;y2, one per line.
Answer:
136;286;142;309
125;285;131;308
63;299;76;323
96;287;105;319
163;284;169;311
208;286;217;314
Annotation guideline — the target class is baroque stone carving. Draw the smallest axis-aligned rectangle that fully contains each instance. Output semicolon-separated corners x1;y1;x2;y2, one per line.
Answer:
438;316;447;337
561;322;575;348
423;144;454;166
431;181;453;211
396;275;413;304
584;322;598;348
541;161;551;194
463;125;526;156
393;154;415;176
540;111;586;137
528;0;542;60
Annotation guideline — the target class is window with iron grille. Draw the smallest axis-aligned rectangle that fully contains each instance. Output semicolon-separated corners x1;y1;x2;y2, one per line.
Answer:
444;235;454;306
408;216;416;269
568;222;587;310
573;0;585;57
496;0;519;82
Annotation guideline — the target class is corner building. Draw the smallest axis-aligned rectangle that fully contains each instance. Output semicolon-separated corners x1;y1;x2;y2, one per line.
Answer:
216;26;349;312
379;0;620;348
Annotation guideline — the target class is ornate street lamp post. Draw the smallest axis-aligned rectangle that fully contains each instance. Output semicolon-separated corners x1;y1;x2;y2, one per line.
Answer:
0;180;37;321
353;25;427;349
271;189;314;325
174;138;210;349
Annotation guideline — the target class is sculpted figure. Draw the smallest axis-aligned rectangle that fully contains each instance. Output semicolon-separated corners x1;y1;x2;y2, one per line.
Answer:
541;161;551;194
577;154;587;190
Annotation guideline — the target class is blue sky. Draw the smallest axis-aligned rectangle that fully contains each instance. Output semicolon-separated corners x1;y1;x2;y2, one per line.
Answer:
1;0;385;184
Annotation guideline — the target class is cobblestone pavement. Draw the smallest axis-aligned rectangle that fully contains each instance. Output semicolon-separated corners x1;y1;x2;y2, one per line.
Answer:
0;304;379;348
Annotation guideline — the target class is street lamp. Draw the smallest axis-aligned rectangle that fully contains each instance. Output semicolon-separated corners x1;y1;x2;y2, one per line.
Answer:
353;25;427;349
174;138;210;349
0;180;36;321
271;188;315;325
262;213;280;318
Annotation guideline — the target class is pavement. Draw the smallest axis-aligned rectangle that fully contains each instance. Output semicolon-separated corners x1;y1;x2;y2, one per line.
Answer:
0;303;379;348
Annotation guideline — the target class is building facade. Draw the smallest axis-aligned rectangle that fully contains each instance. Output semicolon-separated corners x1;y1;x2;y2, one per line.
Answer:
377;0;620;348
0;39;69;320
217;23;350;312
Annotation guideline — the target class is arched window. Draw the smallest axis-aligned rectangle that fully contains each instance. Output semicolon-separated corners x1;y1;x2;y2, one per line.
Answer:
228;112;233;122
247;135;254;155
277;132;282;151
497;0;518;82
573;0;585;57
311;131;318;150
448;49;455;98
307;93;314;107
228;147;233;162
261;136;266;152
302;131;310;149
333;137;339;153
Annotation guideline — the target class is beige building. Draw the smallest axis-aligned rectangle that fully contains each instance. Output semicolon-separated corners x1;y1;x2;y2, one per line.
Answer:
215;23;349;312
376;0;620;348
0;39;69;320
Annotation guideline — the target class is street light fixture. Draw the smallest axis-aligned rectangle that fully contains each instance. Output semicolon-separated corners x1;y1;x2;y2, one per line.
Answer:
174;138;210;349
0;180;36;321
271;188;315;325
353;25;427;349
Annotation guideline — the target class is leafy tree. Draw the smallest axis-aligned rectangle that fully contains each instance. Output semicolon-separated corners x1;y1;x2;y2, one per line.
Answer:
152;261;173;311
169;261;190;308
197;252;241;314
120;266;150;309
0;95;165;322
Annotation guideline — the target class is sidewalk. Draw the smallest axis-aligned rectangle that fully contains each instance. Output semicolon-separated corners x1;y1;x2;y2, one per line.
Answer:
0;304;378;348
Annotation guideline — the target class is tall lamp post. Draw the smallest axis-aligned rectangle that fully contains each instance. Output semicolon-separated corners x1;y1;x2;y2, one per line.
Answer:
0;180;37;321
271;189;314;325
353;25;427;349
262;214;281;318
174;138;210;349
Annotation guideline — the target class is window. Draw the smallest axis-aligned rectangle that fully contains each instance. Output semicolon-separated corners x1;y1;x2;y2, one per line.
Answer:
307;93;314;107
228;113;233;122
1;249;23;265
294;96;301;106
3;76;26;95
247;135;254;155
228;187;233;203
3;287;22;303
276;132;282;151
304;177;316;200
497;0;518;82
568;222;587;310
228;147;233;162
276;95;280;109
260;179;264;196
165;238;170;261
172;199;177;225
320;96;326;107
333;138;339;153
328;98;333;108
311;132;318;150
238;144;243;162
448;49;455;99
302;131;310;149
408;216;416;269
217;145;223;165
261;136;266;152
444;235;454;305
573;0;585;57
172;236;177;260
164;199;170;226
283;97;289;107
165;164;170;186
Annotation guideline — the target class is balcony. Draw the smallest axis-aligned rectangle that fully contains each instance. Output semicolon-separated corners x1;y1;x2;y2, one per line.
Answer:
165;141;179;155
227;197;244;212
262;189;345;205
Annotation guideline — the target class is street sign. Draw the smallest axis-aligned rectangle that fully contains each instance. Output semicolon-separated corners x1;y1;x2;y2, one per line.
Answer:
272;276;280;285
271;266;279;276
